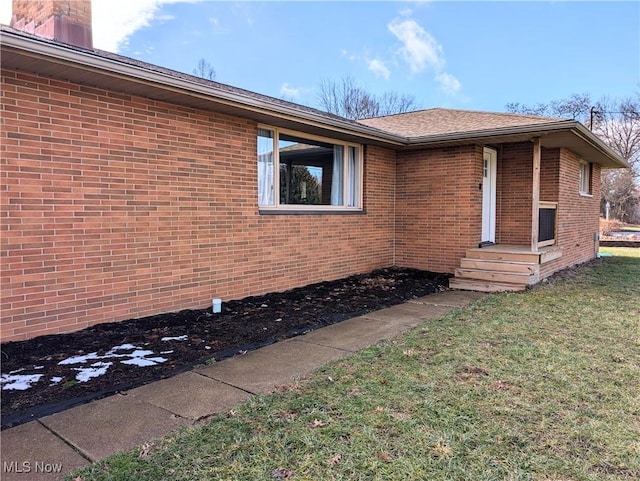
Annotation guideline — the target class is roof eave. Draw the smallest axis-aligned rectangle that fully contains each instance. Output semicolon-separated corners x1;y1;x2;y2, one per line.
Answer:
569;122;630;168
0;29;630;169
0;29;405;147
404;121;629;169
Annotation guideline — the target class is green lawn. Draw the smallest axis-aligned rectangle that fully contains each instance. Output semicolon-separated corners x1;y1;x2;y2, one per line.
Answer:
71;254;640;481
600;246;640;258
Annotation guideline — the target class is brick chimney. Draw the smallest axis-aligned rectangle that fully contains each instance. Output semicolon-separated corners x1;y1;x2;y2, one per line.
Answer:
10;0;93;49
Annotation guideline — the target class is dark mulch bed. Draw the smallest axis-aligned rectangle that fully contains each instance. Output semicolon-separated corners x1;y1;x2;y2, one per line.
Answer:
600;230;640;247
600;240;640;247
1;267;450;429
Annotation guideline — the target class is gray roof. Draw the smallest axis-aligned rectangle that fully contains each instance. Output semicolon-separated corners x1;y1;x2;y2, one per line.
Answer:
358;108;567;137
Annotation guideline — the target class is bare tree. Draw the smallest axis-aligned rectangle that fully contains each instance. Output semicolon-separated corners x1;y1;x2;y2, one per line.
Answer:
593;94;640;222
601;169;638;221
317;76;418;120
193;58;216;80
506;93;591;119
592;95;640;166
506;92;640;222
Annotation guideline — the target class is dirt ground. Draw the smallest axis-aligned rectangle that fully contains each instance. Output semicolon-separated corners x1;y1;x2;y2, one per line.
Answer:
1;267;450;428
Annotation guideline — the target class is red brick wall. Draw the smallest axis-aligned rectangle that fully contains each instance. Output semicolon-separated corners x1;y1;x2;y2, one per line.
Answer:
395;145;483;273
11;0;92;28
0;69;395;341
495;142;600;278
0;68;605;341
10;0;93;49
540;148;601;278
540;148;560;203
496;143;533;244
497;144;562;244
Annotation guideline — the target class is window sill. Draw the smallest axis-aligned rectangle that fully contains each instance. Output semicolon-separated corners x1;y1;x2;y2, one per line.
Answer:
259;208;366;215
579;192;594;198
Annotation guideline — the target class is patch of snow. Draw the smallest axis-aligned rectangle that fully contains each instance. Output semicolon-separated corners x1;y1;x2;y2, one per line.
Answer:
121;356;167;367
1;373;44;391
161;335;188;342
10;342;175;391
118;349;168;367
109;343;138;352
128;349;155;358
74;362;113;383
106;348;142;358
58;352;101;365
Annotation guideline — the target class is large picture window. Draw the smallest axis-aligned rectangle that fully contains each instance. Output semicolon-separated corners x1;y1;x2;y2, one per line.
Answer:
258;127;362;210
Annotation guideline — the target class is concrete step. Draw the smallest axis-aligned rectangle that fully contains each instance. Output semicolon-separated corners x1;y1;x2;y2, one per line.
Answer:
454;268;537;285
460;258;539;274
449;277;527;293
465;247;541;263
465;245;563;264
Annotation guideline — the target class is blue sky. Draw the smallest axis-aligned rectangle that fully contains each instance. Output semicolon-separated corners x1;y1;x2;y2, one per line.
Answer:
1;1;638;113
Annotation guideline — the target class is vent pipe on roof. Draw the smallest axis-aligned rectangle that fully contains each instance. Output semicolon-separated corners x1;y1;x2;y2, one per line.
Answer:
10;0;93;50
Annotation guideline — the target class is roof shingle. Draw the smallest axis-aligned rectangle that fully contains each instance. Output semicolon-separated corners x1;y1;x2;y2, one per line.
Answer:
358;108;567;138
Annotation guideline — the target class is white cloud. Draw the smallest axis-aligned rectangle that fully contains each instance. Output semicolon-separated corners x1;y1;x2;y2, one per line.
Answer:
0;0;202;53
388;17;444;73
341;49;360;62
206;14;232;35
436;72;461;96
0;0;12;25
92;0;203;52
280;83;301;100
388;14;462;97
367;58;391;80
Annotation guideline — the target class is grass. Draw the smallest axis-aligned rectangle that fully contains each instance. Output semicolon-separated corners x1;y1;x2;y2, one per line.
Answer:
70;254;640;481
600;246;640;258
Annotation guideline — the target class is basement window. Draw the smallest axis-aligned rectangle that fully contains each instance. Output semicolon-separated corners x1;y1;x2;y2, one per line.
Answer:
579;161;593;196
258;126;362;211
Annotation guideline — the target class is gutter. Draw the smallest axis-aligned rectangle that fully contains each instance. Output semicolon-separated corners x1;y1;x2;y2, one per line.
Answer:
0;29;405;146
405;120;629;168
405;120;578;144
570;122;630;169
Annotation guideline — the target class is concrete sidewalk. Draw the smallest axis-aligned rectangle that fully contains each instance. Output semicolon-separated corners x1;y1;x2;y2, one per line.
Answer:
1;290;485;480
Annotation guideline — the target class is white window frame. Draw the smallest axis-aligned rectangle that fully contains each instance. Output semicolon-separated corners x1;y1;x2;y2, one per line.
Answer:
258;125;364;212
579;161;592;196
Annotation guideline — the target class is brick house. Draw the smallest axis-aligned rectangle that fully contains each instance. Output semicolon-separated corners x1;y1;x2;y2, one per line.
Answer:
0;1;627;341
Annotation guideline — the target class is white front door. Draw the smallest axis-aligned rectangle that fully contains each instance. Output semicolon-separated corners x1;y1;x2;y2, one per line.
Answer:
482;147;497;243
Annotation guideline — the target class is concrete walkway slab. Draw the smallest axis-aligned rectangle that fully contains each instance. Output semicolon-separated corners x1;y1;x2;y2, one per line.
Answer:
39;393;188;461
0;421;89;481
1;293;487;476
411;290;486;307
299;316;410;352
128;371;252;420
361;302;454;326
195;338;348;394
